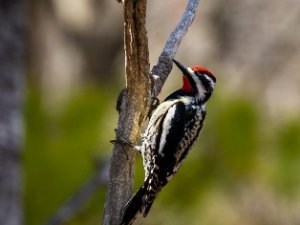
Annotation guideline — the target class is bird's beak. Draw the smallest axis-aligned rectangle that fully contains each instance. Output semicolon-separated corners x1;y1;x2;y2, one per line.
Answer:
173;59;191;77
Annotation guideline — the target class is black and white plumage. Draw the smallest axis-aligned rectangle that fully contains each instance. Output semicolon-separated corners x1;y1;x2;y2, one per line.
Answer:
120;59;216;225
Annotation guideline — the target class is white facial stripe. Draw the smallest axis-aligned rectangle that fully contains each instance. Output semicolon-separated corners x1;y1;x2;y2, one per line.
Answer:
194;76;206;99
203;74;215;89
187;67;206;99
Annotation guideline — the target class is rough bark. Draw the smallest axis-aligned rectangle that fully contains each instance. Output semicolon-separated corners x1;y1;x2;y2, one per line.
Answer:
102;0;200;224
102;0;151;225
0;1;26;225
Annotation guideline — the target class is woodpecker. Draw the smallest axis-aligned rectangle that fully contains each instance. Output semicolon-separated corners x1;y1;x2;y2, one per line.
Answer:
120;59;216;225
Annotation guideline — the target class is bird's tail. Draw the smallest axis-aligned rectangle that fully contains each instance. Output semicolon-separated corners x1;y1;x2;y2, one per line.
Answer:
120;179;160;225
120;183;147;225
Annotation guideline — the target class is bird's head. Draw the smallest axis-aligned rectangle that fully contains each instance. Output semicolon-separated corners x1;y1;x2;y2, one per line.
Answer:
173;59;216;102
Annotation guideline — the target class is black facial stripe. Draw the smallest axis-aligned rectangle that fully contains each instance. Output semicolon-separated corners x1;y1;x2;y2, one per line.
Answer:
195;71;216;83
197;74;212;91
206;73;216;82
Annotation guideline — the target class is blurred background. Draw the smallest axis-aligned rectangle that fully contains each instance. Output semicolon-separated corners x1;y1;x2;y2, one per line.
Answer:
2;0;300;224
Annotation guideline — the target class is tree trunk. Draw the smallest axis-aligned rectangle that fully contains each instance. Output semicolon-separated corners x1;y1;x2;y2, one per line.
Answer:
102;0;151;225
0;1;26;225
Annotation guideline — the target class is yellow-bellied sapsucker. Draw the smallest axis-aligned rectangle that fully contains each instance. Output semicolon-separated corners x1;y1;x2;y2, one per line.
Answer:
120;59;216;225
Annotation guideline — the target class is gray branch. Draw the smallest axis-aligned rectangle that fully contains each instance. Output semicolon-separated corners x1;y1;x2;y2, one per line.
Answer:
151;0;200;96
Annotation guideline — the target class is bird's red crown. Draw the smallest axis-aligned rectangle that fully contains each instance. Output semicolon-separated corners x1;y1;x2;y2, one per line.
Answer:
191;66;215;78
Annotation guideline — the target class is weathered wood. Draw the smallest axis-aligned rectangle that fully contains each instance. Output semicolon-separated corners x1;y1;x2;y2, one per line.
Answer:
102;0;151;224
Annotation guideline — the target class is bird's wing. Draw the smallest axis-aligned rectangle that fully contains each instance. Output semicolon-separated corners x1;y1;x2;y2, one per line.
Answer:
148;100;187;185
142;100;187;215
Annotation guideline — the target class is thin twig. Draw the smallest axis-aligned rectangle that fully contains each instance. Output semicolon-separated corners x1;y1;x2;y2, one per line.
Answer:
151;0;200;96
45;158;110;225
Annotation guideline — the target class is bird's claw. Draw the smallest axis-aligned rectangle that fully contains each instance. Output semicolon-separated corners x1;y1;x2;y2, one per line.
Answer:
110;137;135;160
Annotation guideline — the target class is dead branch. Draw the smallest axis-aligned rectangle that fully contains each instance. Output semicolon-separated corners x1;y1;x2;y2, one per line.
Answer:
151;0;200;96
44;158;109;225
